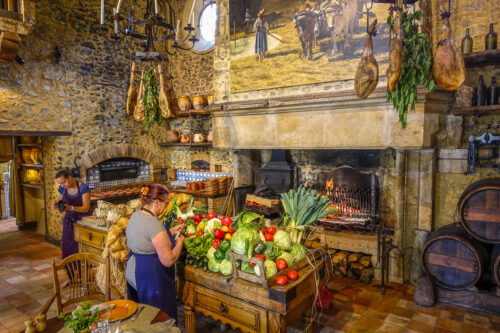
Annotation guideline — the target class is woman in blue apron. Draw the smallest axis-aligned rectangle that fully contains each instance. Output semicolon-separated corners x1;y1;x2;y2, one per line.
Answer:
51;169;91;259
126;184;184;322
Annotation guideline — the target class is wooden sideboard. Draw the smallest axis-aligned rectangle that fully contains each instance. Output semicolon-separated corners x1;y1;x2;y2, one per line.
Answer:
177;254;328;333
74;222;108;256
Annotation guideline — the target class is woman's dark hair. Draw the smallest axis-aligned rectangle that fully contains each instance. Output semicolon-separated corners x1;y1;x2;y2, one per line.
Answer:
55;168;72;179
140;183;169;205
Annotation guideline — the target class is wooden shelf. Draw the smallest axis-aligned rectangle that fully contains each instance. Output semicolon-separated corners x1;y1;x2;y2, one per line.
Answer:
20;163;44;168
90;193;139;202
453;105;500;116
374;0;418;3
178;109;211;117
21;183;44;189
17;143;42;148
159;142;213;147
463;49;500;68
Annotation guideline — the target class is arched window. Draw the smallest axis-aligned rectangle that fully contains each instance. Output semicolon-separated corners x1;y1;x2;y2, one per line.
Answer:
193;2;218;52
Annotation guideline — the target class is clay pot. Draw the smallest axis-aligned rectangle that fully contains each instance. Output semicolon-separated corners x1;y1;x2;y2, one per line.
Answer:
177;96;191;112
21;149;33;164
180;134;191;143
165;130;180;143
206;94;213;105
192;95;207;110
26;169;40;184
30;148;42;164
193;133;206;143
207;131;213;142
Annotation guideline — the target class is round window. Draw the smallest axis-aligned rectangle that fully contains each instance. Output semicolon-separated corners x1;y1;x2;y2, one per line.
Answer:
193;2;218;52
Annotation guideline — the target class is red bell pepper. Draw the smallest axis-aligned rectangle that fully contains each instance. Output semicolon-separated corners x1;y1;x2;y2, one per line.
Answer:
221;216;233;226
196;230;204;236
177;217;185;224
206;211;217;220
213;239;221;249
213;228;225;240
193;213;203;223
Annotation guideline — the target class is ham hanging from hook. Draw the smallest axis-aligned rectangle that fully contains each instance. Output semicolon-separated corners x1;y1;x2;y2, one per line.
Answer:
126;62;137;116
432;3;466;91
355;19;379;99
386;0;402;92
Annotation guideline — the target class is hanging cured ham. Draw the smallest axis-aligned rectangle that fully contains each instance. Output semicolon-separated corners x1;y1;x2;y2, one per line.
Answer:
134;70;145;122
355;19;379;99
432;4;466;91
126;62;137;116
387;1;402;92
158;63;178;119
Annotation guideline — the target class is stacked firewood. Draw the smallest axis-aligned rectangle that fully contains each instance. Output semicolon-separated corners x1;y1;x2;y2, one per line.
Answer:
330;250;374;283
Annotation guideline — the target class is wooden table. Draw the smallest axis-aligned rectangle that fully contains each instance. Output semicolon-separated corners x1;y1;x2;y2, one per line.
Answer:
32;304;170;332
177;254;328;333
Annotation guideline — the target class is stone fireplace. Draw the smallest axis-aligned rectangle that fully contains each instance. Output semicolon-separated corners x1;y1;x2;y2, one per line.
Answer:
208;84;456;284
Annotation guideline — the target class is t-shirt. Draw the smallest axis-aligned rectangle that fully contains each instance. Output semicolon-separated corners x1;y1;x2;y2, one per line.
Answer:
125;210;166;290
58;183;90;198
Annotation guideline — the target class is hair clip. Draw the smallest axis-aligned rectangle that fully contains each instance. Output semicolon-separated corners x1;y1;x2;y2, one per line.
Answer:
141;186;150;196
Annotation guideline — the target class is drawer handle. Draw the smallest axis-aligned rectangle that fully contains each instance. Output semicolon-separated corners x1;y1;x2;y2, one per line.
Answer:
220;302;228;313
88;233;92;241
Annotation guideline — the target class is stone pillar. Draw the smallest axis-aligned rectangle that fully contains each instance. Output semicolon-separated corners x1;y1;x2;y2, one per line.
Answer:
391;149;406;283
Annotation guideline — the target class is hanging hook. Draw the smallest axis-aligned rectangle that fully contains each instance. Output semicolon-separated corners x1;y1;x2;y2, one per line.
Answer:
440;0;451;20
365;0;373;33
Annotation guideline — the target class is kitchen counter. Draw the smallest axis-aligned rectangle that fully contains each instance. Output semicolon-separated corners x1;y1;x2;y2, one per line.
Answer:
74;221;109;256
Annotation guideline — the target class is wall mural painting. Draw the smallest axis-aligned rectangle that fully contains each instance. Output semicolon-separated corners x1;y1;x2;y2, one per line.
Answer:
229;0;392;92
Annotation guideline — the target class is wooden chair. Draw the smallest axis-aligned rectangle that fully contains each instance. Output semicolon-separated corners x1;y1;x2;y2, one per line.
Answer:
39;252;110;316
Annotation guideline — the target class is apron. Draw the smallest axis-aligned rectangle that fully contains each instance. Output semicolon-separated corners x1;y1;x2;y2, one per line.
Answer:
130;224;177;321
61;181;91;259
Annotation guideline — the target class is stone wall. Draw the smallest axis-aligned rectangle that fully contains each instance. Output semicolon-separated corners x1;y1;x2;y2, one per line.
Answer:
0;0;229;240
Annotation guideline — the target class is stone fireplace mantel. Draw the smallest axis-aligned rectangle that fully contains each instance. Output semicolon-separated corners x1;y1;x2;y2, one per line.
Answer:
211;87;452;150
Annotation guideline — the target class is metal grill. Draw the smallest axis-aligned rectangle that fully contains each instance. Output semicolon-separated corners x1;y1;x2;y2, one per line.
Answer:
308;167;380;231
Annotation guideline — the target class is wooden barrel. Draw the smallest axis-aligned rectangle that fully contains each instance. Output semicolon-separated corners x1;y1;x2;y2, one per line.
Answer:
491;245;500;287
457;178;500;244
421;223;488;290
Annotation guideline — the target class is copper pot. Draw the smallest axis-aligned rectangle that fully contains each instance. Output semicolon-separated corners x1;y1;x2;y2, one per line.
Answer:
177;96;191;112
192;95;207;110
30;148;42;164
165;130;180;143
21;149;33;164
180;134;191;143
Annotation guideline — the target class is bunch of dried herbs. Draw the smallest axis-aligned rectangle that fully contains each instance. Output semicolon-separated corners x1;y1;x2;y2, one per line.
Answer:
387;10;435;129
142;65;162;129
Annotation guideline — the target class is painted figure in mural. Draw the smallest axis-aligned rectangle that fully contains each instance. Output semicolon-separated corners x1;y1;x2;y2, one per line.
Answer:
244;8;252;34
253;8;269;61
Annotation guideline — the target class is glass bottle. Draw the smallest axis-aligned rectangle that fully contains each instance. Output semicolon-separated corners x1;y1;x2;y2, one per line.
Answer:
485;23;497;50
476;75;486;106
461;28;473;54
488;77;499;106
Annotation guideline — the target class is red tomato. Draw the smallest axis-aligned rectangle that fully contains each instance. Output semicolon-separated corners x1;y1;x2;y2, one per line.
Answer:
213;228;225;240
193;213;203;223
194;220;199;226
260;227;265;234
249;262;256;267
265;227;277;235
196;230;204;236
221;216;233;226
213;239;221;249
177;217;185;224
206;211;217;220
287;270;299;281
264;233;274;241
187;233;195;237
276;258;288;271
228;225;235;235
276;275;288;286
253;254;266;260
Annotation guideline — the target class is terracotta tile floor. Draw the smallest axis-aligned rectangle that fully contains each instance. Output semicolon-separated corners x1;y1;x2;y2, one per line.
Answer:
0;218;17;234
1;230;500;333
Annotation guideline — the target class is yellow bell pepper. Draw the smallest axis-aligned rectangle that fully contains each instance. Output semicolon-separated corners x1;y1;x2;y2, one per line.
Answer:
224;233;232;240
197;222;205;231
221;226;229;233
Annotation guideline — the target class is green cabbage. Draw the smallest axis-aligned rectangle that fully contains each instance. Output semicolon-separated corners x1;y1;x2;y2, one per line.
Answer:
264;242;281;261
219;259;233;276
208;256;221;273
274;230;293;251
204;218;222;235
290;242;306;263
206;247;216;260
230;225;259;259
277;251;295;266
264;260;277;278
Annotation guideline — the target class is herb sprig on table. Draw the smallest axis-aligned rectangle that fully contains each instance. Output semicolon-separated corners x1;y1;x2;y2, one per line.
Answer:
142;65;163;130
59;301;98;333
386;10;435;129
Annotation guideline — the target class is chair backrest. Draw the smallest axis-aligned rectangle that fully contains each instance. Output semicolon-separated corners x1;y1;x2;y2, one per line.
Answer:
52;252;110;315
